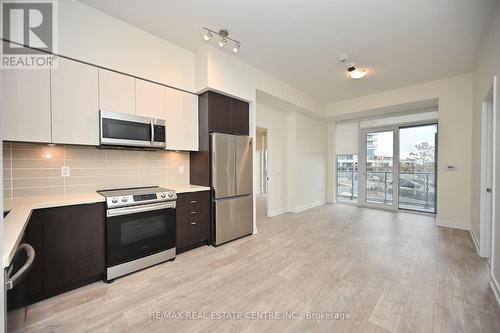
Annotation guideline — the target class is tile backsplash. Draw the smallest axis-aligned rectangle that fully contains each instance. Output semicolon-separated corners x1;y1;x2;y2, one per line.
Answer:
3;142;190;199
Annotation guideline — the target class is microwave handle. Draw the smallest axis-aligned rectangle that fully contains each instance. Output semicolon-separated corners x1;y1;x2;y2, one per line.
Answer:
150;120;155;146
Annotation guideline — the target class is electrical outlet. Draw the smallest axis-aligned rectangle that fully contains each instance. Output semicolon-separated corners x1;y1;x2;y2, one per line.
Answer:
178;166;185;174
61;166;71;177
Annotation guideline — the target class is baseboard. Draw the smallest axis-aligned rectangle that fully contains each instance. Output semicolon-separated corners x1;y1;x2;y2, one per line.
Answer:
436;219;471;231
469;229;481;255
267;208;289;217
290;200;326;213
490;275;500;308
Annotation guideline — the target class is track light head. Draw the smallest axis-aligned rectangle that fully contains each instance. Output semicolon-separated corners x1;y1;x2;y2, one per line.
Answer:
203;30;212;41
233;42;240;53
218;38;227;48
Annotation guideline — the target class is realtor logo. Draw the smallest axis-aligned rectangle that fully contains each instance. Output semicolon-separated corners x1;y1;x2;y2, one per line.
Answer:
2;0;58;68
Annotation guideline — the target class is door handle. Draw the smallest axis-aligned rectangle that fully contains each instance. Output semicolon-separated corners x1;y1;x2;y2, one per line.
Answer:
6;243;35;291
190;200;197;204
190;221;197;225
487;188;492;193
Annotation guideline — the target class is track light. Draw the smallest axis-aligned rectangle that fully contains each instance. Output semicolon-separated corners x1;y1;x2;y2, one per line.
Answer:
233;42;240;53
203;31;212;41
203;27;241;54
218;38;227;48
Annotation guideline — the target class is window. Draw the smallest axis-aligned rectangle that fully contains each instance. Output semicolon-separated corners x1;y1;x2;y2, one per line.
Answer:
336;154;358;203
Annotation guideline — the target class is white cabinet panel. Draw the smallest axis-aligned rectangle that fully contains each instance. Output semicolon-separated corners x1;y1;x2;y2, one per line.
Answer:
165;88;199;151
98;69;135;115
2;68;51;142
51;58;99;145
136;79;164;119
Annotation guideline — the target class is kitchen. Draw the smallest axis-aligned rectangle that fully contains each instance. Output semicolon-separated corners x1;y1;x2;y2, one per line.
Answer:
2;0;500;332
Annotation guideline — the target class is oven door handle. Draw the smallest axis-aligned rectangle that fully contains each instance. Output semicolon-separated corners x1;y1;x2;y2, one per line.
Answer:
107;201;176;217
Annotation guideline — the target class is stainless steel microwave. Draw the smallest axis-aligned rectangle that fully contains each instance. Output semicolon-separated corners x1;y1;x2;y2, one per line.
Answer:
99;110;166;149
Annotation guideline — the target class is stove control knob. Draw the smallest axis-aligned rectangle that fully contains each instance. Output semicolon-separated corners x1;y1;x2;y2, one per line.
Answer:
160;192;167;198
111;197;119;204
121;197;128;203
168;192;174;198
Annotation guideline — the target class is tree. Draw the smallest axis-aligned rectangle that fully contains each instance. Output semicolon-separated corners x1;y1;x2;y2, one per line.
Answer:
407;142;435;172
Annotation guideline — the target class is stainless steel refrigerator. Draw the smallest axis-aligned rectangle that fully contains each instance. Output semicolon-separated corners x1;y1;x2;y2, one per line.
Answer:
211;133;253;245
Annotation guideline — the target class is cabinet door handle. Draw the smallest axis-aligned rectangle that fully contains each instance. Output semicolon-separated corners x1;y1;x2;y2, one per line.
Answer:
190;221;197;225
190;211;197;215
190;200;197;204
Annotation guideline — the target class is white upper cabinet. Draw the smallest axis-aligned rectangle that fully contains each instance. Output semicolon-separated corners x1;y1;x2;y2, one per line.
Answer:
165;87;199;151
135;79;165;119
51;58;99;145
2;68;51;143
98;69;135;115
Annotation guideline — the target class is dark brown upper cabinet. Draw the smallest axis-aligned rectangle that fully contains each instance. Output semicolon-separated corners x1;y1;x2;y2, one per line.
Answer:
231;98;250;135
204;91;249;135
191;91;249;186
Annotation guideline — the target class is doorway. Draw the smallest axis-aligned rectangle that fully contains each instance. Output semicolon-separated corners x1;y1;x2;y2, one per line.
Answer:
358;123;438;213
256;128;269;218
479;76;496;259
359;128;397;209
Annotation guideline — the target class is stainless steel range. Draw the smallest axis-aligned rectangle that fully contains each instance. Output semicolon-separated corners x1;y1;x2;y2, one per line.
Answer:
98;186;177;281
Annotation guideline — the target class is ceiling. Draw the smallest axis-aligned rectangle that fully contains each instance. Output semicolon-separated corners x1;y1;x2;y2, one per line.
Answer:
79;0;496;103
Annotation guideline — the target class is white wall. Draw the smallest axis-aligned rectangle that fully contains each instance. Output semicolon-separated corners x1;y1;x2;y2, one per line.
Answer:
197;46;324;116
256;100;327;216
293;113;328;211
256;102;290;216
59;0;196;91
326;74;474;230
471;0;500;296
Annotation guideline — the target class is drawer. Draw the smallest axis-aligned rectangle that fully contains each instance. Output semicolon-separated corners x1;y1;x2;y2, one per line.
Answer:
177;212;209;250
185;191;209;212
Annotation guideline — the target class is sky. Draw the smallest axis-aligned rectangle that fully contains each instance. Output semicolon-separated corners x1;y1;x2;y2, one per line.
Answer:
368;124;437;159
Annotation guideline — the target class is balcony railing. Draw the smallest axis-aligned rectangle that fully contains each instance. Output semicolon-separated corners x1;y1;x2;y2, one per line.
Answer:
336;170;436;212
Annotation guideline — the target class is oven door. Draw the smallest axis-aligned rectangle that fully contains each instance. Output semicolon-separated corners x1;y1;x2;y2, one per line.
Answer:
100;110;154;148
106;202;176;267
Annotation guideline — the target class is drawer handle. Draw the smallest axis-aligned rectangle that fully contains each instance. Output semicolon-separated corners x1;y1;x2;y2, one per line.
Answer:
190;221;197;225
190;200;197;204
190;211;197;215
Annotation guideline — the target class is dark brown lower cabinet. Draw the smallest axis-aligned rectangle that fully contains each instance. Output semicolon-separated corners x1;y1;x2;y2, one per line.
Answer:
42;203;105;293
176;191;210;253
7;203;105;310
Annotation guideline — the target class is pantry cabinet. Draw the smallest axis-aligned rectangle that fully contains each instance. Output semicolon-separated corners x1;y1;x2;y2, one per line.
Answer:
51;58;99;145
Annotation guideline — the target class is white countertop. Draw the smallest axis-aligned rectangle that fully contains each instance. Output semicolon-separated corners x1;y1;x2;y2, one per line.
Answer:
162;184;210;194
2;184;210;268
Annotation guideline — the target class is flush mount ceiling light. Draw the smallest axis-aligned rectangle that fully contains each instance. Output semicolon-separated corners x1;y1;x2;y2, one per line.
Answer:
203;27;241;53
348;65;367;79
338;54;368;79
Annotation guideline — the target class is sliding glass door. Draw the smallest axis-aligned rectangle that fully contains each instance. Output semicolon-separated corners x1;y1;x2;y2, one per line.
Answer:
398;124;437;213
357;123;437;213
360;128;398;209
